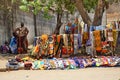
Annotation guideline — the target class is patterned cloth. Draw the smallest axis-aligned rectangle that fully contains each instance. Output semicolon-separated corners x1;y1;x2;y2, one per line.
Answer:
115;31;120;54
93;30;102;52
112;30;118;47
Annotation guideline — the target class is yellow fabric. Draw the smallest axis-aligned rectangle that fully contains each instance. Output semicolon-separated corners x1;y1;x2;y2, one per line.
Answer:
41;34;48;42
112;29;118;47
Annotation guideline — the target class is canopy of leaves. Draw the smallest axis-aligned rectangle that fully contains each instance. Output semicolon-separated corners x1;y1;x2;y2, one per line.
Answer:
83;0;98;12
12;0;120;19
12;0;76;19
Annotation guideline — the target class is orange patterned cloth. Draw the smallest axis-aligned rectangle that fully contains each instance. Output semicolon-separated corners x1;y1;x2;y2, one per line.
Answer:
93;30;102;52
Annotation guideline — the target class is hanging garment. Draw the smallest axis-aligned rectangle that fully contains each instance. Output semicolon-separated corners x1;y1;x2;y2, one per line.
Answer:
82;24;89;44
93;30;102;52
9;37;17;54
82;32;89;44
40;34;49;55
48;35;54;55
87;32;95;56
74;34;78;54
115;31;120;54
71;24;76;34
62;34;68;55
54;35;62;57
67;34;74;55
65;25;71;34
78;34;82;49
112;30;118;47
107;29;113;42
90;26;95;32
101;30;106;42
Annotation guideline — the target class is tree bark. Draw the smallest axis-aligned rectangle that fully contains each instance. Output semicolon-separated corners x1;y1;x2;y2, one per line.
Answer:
54;12;63;34
74;0;92;27
92;0;106;26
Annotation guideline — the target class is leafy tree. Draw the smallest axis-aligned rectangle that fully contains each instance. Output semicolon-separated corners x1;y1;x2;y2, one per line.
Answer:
12;0;119;34
12;0;76;34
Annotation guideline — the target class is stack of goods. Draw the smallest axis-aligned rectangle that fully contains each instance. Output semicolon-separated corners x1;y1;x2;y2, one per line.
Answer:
6;56;120;70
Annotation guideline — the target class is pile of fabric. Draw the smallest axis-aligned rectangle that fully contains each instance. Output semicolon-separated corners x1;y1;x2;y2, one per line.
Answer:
6;56;120;70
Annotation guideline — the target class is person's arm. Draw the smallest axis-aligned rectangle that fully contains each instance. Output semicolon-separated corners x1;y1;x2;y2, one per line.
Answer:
25;27;29;35
13;28;19;35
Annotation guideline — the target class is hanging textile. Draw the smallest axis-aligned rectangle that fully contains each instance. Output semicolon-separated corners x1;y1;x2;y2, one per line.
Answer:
67;34;74;55
112;30;118;47
107;29;113;42
115;31;120;54
82;24;89;44
9;37;17;54
40;34;49;55
54;35;62;57
93;30;102;52
48;35;54;55
74;34;78;54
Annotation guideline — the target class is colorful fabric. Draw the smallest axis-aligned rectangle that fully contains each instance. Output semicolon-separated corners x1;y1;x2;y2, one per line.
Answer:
9;37;17;54
115;31;120;54
93;30;102;52
107;29;113;42
74;34;78;54
54;35;62;57
112;30;118;47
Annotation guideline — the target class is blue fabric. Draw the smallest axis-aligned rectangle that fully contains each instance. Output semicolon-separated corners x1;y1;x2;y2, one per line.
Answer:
90;26;95;32
78;34;82;49
9;37;17;54
95;26;105;31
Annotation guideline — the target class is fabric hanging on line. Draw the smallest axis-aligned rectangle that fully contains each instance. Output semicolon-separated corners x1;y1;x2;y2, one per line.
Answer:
80;21;85;34
82;24;89;44
93;30;102;52
88;32;94;56
48;35;54;55
89;26;95;32
9;36;17;54
112;30;118;47
54;35;62;56
107;29;113;42
74;34;78;54
41;34;49;55
115;31;120;54
69;34;74;54
78;34;82;49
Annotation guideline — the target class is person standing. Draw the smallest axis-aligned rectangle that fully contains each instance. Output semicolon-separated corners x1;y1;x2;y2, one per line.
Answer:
14;22;29;53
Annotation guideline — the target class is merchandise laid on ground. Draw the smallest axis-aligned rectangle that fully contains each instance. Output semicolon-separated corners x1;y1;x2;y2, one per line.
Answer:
6;56;120;70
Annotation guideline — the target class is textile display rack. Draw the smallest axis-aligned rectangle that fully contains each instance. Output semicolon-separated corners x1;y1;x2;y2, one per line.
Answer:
31;20;120;58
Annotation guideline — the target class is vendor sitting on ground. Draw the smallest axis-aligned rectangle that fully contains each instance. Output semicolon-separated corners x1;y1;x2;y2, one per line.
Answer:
0;41;11;54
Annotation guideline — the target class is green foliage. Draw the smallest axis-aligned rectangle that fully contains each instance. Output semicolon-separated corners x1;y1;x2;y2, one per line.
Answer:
13;0;115;19
83;0;98;12
19;5;29;12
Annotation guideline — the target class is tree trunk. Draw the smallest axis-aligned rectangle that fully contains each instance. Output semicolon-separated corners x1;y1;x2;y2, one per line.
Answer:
74;0;92;27
54;12;63;34
33;14;37;36
92;0;105;26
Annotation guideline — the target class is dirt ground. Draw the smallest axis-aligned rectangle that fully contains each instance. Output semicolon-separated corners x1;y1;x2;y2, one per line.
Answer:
0;68;120;80
0;54;120;80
